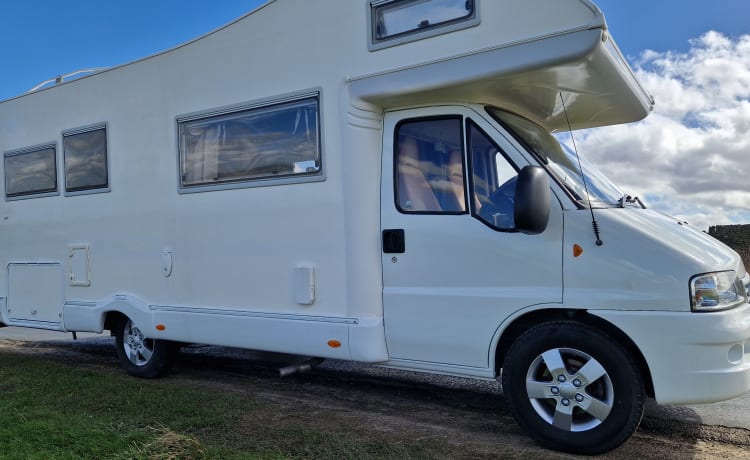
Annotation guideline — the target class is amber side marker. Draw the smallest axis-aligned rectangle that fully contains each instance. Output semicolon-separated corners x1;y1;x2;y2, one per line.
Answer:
156;324;166;331
327;340;341;348
573;244;584;258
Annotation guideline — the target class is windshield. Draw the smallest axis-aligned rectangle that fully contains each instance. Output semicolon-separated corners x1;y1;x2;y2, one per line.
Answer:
487;108;624;207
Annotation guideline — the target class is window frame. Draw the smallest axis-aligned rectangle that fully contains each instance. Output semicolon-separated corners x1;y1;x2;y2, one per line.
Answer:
394;115;467;215
368;0;480;51
176;90;325;194
3;142;59;201
63;122;111;196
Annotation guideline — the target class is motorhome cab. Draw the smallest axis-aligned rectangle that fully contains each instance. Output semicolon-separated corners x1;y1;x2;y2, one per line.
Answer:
1;0;748;454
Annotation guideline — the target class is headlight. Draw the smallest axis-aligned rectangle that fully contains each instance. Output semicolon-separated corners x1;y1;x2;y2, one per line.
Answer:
690;271;746;312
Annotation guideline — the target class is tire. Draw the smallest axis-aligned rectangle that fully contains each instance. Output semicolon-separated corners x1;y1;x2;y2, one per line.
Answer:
501;321;644;455
114;317;177;379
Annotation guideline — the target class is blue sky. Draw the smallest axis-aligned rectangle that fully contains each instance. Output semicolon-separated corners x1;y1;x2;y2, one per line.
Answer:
595;0;750;56
0;0;261;100
1;0;749;229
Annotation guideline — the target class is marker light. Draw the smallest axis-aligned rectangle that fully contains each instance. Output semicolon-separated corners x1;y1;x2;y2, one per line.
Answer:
155;324;166;331
327;340;341;348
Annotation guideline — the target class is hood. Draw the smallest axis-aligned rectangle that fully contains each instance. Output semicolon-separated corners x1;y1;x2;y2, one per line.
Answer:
624;210;742;275
563;208;742;312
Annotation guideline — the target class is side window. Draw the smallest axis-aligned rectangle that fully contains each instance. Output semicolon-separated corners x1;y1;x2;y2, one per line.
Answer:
468;120;519;230
395;117;466;214
4;144;58;199
178;96;321;190
63;125;109;194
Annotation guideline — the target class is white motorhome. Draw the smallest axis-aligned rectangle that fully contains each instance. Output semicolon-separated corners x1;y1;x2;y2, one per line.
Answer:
1;0;749;454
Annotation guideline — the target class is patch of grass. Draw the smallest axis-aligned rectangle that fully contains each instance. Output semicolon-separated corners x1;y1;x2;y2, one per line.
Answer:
0;352;454;459
115;426;206;460
0;352;243;459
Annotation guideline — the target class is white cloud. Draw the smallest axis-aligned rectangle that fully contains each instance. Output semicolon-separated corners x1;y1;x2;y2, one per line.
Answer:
574;32;750;231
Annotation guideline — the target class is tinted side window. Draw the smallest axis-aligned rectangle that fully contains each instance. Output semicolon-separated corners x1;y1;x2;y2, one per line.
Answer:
395;117;466;214
4;145;57;198
64;126;109;193
468;121;518;230
178;97;321;189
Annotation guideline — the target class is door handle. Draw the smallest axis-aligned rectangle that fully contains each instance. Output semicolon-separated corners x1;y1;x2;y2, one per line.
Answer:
382;229;405;254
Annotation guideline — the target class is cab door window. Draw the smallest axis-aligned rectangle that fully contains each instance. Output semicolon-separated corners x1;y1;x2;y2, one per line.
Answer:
395;117;467;214
467;120;519;230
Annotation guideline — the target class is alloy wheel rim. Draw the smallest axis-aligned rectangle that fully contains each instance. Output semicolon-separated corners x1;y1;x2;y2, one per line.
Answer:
525;347;614;432
122;320;154;366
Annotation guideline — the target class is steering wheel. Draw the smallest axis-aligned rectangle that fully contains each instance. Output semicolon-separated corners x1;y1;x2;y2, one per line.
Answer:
479;177;517;226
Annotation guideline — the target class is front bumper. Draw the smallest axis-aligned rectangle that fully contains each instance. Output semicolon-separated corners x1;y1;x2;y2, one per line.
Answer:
593;303;750;405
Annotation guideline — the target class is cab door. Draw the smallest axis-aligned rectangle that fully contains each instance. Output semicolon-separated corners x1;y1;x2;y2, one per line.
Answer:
381;106;563;369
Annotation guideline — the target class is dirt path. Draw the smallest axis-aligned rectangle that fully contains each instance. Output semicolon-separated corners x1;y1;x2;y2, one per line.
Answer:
2;338;749;459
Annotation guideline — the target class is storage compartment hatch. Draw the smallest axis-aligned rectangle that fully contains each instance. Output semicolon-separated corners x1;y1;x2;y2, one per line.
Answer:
8;263;64;323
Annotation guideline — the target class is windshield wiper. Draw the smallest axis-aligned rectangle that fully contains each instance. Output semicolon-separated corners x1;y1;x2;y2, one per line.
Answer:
620;194;646;209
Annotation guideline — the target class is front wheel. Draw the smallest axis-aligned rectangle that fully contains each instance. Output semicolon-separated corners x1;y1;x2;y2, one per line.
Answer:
114;317;177;379
502;321;644;455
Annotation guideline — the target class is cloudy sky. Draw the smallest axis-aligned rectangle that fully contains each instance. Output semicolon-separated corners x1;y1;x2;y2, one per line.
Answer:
0;0;748;230
574;31;750;231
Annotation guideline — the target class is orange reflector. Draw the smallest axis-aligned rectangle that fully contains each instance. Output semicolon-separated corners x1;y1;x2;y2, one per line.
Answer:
573;244;584;258
327;340;341;348
155;324;166;331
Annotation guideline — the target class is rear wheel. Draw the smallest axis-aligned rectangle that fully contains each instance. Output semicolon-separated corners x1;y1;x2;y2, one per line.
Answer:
502;321;644;454
115;318;177;379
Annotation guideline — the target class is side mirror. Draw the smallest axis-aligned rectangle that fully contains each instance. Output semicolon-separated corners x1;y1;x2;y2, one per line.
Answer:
514;165;550;235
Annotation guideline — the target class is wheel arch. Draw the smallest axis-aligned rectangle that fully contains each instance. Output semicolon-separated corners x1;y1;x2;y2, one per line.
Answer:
103;310;128;334
493;308;655;398
63;293;154;336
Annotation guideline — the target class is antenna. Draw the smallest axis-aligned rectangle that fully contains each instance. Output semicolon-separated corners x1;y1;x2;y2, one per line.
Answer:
559;93;603;246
